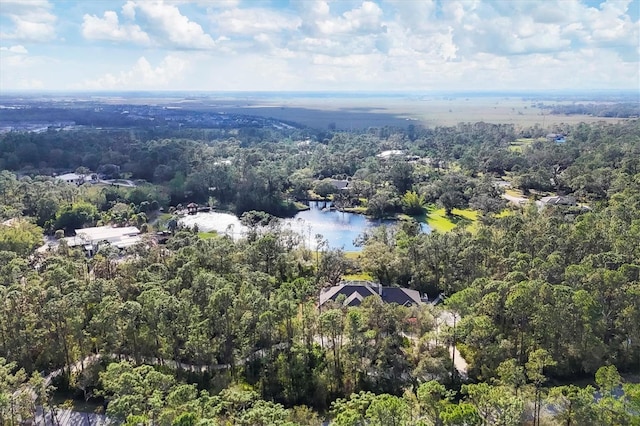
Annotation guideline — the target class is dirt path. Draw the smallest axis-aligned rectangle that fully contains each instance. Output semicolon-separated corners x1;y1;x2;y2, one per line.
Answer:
502;193;529;206
438;310;469;378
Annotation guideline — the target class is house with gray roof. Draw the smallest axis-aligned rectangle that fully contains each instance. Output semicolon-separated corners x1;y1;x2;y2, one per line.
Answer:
539;195;577;207
319;280;423;308
328;179;349;191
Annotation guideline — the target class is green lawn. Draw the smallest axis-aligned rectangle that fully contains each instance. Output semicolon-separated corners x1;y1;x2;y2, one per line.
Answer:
426;207;479;233
343;206;367;214
343;272;373;281
198;231;218;240
508;137;537;153
399;207;479;233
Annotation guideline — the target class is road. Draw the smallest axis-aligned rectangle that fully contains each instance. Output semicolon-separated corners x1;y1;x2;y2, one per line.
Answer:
438;310;469;378
502;193;529;206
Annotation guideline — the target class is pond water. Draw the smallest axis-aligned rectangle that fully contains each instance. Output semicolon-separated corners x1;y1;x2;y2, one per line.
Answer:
179;201;430;251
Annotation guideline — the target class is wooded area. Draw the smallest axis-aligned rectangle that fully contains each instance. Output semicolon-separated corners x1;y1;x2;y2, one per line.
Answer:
1;118;639;425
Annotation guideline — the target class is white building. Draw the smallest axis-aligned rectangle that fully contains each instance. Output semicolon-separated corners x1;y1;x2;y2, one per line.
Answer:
55;173;86;185
64;225;141;255
376;150;405;159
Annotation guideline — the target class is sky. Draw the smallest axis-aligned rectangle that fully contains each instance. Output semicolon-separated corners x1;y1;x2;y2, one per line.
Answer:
0;0;639;92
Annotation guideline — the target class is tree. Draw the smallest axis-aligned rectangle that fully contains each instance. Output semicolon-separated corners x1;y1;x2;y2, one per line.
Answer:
366;189;399;219
439;403;482;426
54;201;99;233
526;349;556;426
416;380;454;425
330;391;377;426
594;365;621;395
314;180;338;198
99;362;176;421
317;248;350;286
401;191;425;215
548;385;598;426
0;357;33;424
495;359;526;397
365;394;410;426
462;383;524;426
0;220;43;256
438;191;464;216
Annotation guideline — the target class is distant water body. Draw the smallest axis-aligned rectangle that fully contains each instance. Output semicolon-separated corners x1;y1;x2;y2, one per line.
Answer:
179;201;430;251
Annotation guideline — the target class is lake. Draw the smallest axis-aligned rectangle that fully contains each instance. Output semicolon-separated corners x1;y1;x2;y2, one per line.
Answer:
179;201;430;251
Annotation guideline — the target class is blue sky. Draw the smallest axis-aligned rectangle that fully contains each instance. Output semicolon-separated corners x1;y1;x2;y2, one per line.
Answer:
0;0;638;91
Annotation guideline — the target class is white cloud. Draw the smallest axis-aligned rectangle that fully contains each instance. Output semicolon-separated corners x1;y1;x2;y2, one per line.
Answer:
206;0;240;9
0;0;56;42
82;11;151;45
385;0;436;32
1;0;638;92
312;1;386;36
446;0;640;59
212;8;301;35
0;45;28;54
133;1;217;49
80;55;189;90
122;1;137;20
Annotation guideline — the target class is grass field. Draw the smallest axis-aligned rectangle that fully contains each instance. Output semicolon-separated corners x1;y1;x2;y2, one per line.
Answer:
344;251;361;260
505;188;526;198
509;137;539;152
198;231;218;239
426;207;479;233
343;272;373;281
161;94;629;129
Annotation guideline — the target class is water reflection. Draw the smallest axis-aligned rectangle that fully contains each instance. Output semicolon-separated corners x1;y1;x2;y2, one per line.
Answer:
178;201;430;251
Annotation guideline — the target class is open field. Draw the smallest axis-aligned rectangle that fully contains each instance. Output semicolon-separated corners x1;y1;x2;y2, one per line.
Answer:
187;95;631;129
509;137;541;152
7;91;630;130
426;207;479;233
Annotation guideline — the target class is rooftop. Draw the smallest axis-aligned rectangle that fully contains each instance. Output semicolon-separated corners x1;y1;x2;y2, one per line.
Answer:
76;225;140;242
55;172;85;181
320;280;423;308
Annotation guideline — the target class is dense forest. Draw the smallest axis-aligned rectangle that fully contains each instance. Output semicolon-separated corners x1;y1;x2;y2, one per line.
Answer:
1;117;639;425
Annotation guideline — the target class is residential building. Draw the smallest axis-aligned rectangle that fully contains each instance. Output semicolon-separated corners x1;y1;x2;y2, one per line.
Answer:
55;172;86;185
319;280;423;308
63;225;141;255
539;195;577;207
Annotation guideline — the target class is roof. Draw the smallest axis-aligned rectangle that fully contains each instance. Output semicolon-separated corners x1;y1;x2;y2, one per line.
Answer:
540;195;577;206
74;226;140;243
56;173;85;181
377;150;405;159
319;281;423;307
328;179;349;190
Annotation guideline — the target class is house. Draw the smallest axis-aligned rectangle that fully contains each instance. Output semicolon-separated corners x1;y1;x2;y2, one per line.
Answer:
376;150;405;160
55;173;86;185
328;179;349;191
546;133;566;144
63;225;141;255
319;280;423;308
539;195;577;207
